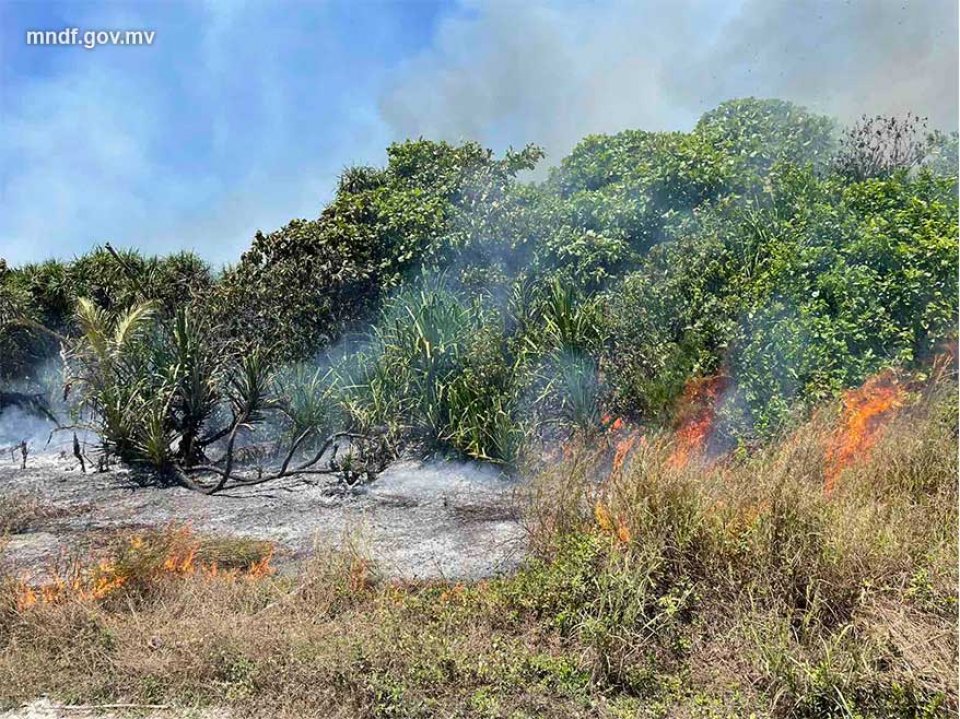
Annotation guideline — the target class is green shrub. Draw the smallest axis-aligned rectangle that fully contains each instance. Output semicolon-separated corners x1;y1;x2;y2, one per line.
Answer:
1;248;212;381
604;166;958;438
214;141;544;362
5;97;958;454
65;299;280;469
695;96;837;176
550;128;738;254
334;282;528;461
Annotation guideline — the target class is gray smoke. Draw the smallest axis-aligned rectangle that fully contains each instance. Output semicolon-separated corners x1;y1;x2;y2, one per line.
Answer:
0;407;57;451
0;359;76;455
380;0;958;161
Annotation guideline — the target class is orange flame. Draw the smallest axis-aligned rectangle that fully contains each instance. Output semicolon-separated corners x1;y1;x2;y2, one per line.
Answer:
824;370;906;494
14;529;274;610
604;412;645;473
602;413;625;433
668;375;728;469
612;432;639;472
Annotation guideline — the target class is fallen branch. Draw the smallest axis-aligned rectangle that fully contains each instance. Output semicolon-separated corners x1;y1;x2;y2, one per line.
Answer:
174;430;378;495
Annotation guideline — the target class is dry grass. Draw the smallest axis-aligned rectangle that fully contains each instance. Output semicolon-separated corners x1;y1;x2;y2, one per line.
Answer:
0;547;598;718
0;376;955;718
523;375;958;716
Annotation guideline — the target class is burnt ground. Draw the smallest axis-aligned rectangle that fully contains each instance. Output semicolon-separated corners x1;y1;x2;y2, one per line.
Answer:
0;436;528;583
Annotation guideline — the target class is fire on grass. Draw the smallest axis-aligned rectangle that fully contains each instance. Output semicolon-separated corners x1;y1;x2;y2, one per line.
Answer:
823;369;907;494
668;375;729;470
603;367;915;493
600;374;730;476
14;526;274;610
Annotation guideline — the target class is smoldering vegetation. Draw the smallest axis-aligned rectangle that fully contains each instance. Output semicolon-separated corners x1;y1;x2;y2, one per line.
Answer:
0;98;957;716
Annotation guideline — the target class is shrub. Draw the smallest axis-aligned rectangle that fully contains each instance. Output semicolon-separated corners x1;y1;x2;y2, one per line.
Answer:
65;299;279;470
214;141;544;362
550;128;738;254
695;97;838;176
0;261;54;381
335;282;529;461
604;165;958;439
0;248;212;381
523;373;958;714
5;96;958;459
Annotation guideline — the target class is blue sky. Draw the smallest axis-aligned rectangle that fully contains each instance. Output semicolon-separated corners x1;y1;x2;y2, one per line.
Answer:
2;0;956;267
1;0;453;266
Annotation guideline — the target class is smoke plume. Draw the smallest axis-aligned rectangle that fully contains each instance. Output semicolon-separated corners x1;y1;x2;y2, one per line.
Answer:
381;0;958;161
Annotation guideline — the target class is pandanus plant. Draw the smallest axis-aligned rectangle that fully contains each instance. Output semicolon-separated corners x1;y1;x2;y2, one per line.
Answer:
68;298;268;469
68;298;381;493
69;297;160;461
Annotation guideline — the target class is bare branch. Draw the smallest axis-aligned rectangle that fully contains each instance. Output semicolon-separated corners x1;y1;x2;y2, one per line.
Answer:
174;430;374;495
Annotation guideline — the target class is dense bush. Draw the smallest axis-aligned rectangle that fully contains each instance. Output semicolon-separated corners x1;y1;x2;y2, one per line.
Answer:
548;129;738;256
0;260;49;381
66;299;233;466
331;282;528;462
605;165;958;439
0;248;212;383
213;141;544;361
695;96;838;175
4;97;957;461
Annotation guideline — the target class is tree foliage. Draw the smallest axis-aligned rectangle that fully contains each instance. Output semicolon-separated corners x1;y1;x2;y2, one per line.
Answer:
213;140;544;360
4;98;957;461
604;166;958;438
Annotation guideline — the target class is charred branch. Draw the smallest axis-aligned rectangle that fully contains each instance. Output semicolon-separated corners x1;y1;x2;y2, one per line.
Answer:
173;430;383;495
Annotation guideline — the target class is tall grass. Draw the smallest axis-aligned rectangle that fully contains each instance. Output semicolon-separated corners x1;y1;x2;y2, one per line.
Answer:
524;374;958;715
2;376;954;717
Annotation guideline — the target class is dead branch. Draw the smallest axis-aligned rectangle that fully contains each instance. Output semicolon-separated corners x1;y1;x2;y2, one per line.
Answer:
2;317;70;343
104;242;153;300
73;433;86;474
174;430;376;495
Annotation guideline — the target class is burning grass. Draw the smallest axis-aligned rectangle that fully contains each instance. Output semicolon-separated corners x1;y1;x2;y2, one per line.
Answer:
526;371;957;715
0;374;955;718
12;527;274;610
667;374;729;470
824;369;907;493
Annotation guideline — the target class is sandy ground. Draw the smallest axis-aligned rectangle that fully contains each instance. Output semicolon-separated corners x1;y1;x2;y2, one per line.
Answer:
0;438;528;583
